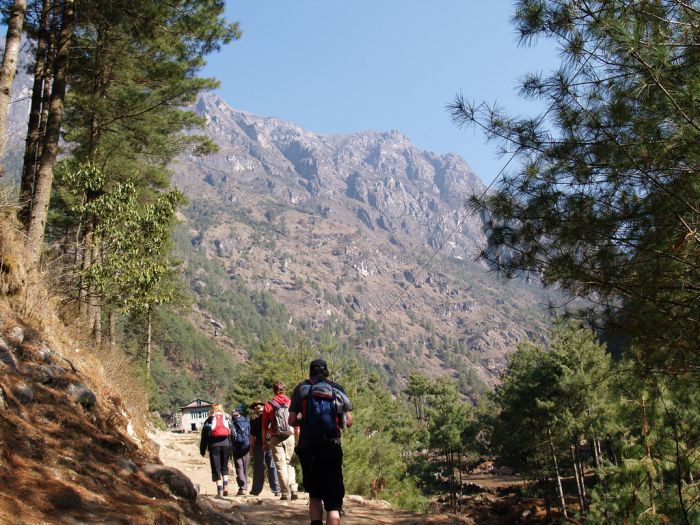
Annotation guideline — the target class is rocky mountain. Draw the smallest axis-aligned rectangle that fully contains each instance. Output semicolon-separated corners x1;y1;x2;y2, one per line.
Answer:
171;93;551;390
182;93;487;261
0;42;550;391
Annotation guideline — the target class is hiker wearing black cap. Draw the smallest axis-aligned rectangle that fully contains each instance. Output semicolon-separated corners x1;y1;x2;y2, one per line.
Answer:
289;359;353;525
249;400;281;496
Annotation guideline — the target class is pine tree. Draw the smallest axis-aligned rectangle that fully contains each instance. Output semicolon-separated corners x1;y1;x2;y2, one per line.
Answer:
0;0;27;150
450;4;700;520
36;0;239;339
449;0;700;371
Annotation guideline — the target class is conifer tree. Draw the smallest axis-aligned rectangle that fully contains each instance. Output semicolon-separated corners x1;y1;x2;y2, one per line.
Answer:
451;4;700;519
0;0;27;149
40;0;239;338
450;0;700;370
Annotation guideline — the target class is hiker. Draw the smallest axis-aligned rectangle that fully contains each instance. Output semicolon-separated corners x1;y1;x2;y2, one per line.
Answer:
289;359;353;525
230;403;251;495
262;380;299;500
199;403;234;498
249;399;281;496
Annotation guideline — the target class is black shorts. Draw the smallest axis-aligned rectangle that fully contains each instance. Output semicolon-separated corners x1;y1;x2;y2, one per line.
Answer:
296;443;344;512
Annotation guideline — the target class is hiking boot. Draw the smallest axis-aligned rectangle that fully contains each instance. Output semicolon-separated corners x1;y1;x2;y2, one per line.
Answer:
280;494;289;500
223;489;229;497
290;492;299;500
237;488;246;496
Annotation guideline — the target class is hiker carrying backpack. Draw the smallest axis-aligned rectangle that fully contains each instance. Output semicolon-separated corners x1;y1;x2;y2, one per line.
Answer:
262;381;299;500
298;378;352;442
231;410;250;457
199;404;234;498
231;404;251;495
289;359;353;525
268;398;294;437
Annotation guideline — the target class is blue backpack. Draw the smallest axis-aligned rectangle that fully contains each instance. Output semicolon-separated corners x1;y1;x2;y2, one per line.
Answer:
231;416;250;457
300;379;350;442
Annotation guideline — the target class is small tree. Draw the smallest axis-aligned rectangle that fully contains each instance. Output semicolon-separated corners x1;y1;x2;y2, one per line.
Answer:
63;163;184;373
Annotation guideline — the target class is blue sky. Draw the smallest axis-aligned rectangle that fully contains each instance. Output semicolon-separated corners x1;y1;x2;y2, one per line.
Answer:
203;1;559;185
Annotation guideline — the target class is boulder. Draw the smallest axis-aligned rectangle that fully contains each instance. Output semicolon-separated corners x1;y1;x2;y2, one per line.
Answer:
142;464;197;501
23;363;68;385
116;457;138;476
13;381;34;403
5;325;24;346
67;383;96;410
0;387;6;409
37;345;53;363
0;340;18;372
462;482;488;495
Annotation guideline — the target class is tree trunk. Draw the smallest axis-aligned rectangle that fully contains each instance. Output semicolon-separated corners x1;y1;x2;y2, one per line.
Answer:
91;242;101;343
606;435;619;465
570;443;586;515
107;309;115;349
79;225;93;314
146;304;152;378
575;442;588;514
25;0;75;264
19;0;53;225
592;437;601;470
0;0;27;155
642;398;656;515
548;427;567;518
459;450;464;497
673;423;691;525
543;479;553;521
94;306;102;344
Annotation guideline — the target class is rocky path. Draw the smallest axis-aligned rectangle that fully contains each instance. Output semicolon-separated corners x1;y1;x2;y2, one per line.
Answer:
152;430;472;525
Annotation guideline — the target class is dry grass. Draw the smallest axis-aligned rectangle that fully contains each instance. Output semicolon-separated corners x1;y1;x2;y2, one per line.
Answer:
0;187;28;297
0;186;61;330
0;187;153;445
0;192;199;522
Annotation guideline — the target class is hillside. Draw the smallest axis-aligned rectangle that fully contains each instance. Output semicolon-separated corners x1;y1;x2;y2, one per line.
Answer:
170;93;552;393
0;214;232;524
0;205;540;524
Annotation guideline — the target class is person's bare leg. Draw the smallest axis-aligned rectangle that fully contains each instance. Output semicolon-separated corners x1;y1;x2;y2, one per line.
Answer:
309;497;323;521
326;510;340;525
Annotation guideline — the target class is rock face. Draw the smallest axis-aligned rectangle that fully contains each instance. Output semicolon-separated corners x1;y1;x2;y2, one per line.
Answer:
182;93;486;262
172;93;551;388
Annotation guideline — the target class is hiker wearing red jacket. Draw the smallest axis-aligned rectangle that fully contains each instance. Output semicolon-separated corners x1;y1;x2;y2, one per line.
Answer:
262;380;299;500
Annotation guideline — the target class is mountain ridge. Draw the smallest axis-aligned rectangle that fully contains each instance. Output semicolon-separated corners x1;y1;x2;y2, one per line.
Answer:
170;91;550;392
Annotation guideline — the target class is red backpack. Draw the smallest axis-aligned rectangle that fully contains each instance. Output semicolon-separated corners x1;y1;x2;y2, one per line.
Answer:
210;413;231;438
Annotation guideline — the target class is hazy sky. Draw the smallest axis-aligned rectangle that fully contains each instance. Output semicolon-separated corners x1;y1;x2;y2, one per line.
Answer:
203;1;559;184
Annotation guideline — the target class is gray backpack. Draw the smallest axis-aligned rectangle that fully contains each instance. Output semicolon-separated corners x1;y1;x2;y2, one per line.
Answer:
269;399;293;437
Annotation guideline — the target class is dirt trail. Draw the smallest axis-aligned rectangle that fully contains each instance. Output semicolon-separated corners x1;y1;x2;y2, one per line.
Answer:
152;430;472;525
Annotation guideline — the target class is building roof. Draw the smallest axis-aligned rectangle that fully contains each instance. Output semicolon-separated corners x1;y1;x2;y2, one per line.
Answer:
180;398;213;410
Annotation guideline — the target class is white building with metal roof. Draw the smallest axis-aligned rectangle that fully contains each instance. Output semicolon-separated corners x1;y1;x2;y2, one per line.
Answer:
180;398;213;432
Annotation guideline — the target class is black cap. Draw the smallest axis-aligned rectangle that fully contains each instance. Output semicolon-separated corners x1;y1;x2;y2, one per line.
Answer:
309;358;328;374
